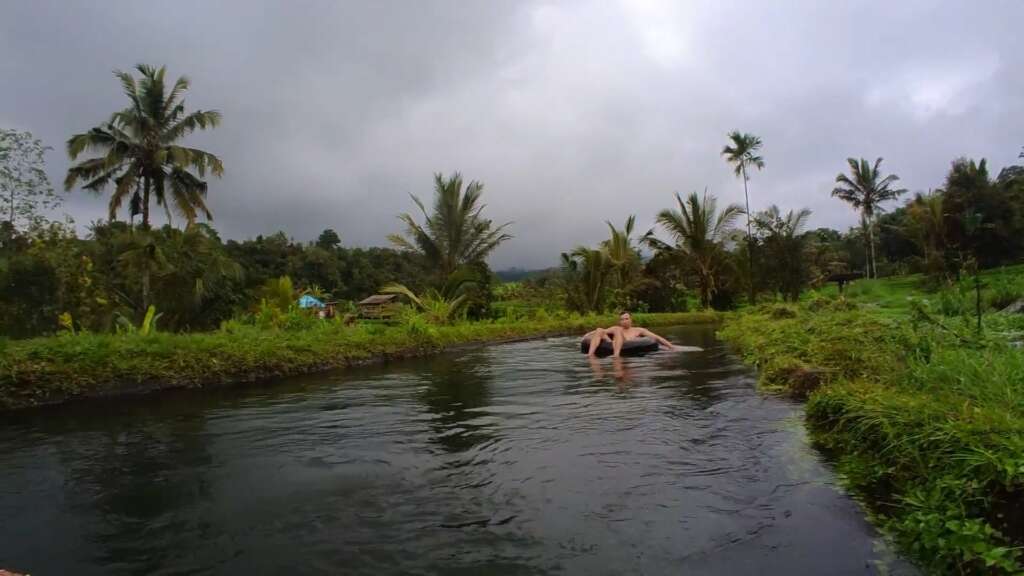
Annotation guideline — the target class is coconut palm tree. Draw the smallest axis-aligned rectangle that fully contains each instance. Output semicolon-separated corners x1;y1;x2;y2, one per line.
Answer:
754;205;813;301
388;172;512;281
754;205;812;238
65;64;223;228
831;157;906;279
603;214;642;287
721;131;765;303
645;191;742;309
560;246;614;313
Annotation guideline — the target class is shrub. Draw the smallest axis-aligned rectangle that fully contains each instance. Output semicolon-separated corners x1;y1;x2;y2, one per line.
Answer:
768;304;798;319
936;284;971;317
402;313;438;340
987;276;1024;312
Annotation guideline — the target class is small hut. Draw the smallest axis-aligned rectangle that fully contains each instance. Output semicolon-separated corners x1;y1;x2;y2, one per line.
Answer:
357;294;400;319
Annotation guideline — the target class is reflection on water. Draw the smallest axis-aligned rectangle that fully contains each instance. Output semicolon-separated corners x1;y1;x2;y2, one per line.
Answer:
0;325;916;575
587;356;635;389
418;353;495;453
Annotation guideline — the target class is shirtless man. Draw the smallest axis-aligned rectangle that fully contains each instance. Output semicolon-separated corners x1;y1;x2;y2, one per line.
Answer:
584;311;676;357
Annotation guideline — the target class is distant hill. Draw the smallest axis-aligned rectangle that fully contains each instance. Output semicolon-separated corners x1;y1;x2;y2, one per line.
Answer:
494;267;559;283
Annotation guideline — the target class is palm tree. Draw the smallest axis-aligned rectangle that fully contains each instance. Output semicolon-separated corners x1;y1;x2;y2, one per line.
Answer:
174;224;243;307
381;283;472;325
754;205;813;301
560;246;614;313
603;215;642;288
905;191;947;277
302;284;331;301
260;276;296;312
755;205;812;237
117;230;172;313
645;191;742;309
388;172;512;281
65;64;223;228
721;131;765;303
381;266;480;324
831;157;906;279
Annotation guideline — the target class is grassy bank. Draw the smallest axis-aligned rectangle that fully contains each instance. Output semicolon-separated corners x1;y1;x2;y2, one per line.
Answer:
0;311;717;411
720;297;1024;574
810;263;1024;319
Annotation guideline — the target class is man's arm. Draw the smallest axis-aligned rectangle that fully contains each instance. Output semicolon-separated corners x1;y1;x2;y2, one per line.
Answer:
640;328;674;349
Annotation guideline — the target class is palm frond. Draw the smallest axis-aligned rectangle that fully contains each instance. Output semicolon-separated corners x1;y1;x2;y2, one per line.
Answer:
389;172;511;281
161;110;222;144
380;282;424;310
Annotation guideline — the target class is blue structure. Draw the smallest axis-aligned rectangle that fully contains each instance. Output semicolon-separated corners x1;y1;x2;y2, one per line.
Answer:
297;294;324;309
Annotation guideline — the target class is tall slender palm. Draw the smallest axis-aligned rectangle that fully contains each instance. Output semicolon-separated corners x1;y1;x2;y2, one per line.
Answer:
831;157;906;279
645;191;742;309
721;131;765;303
389;172;512;281
65;64;223;228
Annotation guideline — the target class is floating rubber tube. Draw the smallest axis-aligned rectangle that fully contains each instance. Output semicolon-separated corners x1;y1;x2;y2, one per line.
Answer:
579;336;659;357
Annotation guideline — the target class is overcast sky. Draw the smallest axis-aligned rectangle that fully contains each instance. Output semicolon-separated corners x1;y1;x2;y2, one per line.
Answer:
2;1;1022;269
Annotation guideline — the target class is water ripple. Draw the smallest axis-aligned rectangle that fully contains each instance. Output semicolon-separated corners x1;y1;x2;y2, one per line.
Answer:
0;325;916;575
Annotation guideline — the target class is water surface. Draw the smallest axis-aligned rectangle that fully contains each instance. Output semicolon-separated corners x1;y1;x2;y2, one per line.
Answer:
0;325;915;575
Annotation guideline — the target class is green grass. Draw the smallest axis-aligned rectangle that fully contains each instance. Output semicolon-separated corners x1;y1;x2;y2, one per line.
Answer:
0;311;718;411
720;283;1024;574
806;264;1024;320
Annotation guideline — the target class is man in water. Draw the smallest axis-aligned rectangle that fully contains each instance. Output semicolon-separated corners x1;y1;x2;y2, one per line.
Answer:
584;312;677;357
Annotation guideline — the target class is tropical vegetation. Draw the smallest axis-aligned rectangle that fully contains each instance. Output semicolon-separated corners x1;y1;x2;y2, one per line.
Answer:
645;191;742;309
4;62;1024;575
720;267;1024;574
388;172;512;280
831;157;907;279
722;130;765;303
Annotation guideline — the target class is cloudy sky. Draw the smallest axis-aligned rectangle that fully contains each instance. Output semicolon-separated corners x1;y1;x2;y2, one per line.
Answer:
2;1;1022;269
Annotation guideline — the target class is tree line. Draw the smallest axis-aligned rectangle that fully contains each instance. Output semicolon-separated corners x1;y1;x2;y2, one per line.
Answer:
2;63;1024;338
549;145;1024;313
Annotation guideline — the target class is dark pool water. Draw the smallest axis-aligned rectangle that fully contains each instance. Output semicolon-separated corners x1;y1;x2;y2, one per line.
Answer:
0;325;916;575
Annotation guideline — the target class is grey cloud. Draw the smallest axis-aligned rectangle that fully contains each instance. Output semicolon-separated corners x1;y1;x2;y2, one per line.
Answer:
2;0;1022;268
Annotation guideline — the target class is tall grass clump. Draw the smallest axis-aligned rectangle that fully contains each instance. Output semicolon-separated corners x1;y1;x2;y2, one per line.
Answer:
986;274;1024;311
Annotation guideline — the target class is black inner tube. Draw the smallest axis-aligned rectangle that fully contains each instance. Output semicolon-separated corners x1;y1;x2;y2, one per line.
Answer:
579;336;659;357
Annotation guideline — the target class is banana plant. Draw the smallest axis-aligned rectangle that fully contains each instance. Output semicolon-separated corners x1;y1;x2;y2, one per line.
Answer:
115;304;162;336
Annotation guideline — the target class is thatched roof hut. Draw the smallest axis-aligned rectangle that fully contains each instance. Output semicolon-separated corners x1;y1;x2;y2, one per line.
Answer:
357;294;400;319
